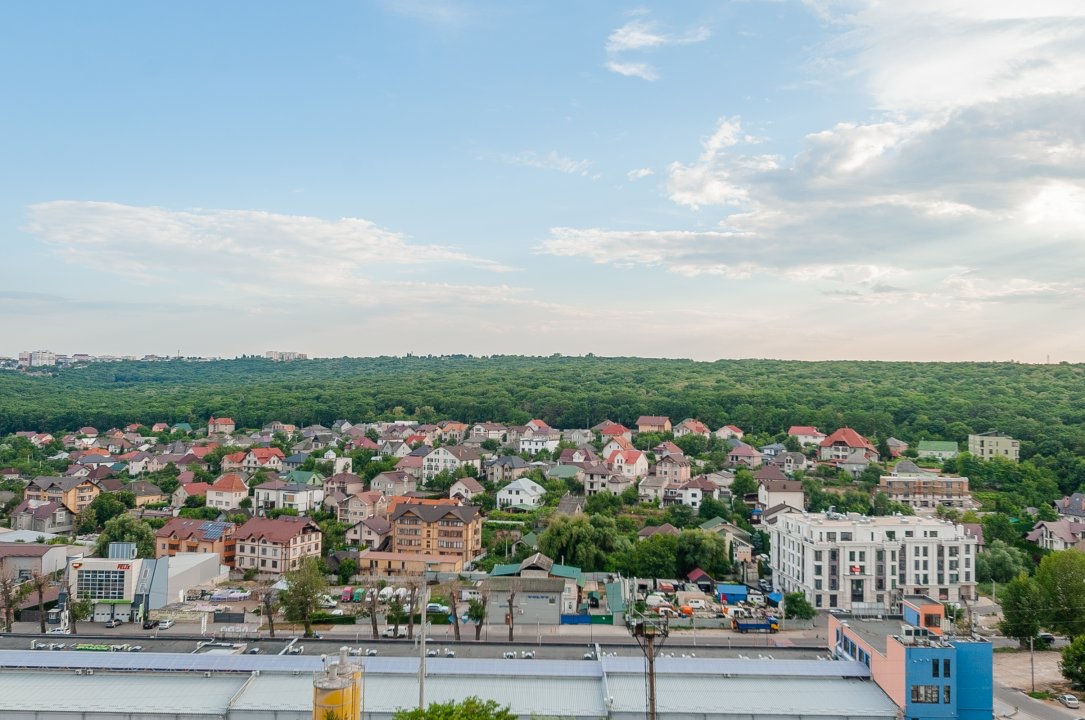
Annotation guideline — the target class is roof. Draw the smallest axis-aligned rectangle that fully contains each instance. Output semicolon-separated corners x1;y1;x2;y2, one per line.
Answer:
210;473;247;493
451;476;484;493
0;542;55;559
127;481;164;496
390;503;480;524
607;449;644;464
917;440;959;452
1057;493;1085;518
177;482;211;496
677;419;709;433
486;576;567;593
820;427;876;452
761;480;804;493
556;493;586;515
729;444;761;457
356;516;392;534
233;515;320;543
11;500;67;520
638;523;679;538
155;518;234;542
599;423;629;436
788;425;823;435
637;415;670;426
499;477;545;495
490;454;531;468
755;465;788;482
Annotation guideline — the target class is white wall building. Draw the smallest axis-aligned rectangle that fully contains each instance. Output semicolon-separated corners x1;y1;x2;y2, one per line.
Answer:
519;432;560;455
768;512;977;613
496;477;546;509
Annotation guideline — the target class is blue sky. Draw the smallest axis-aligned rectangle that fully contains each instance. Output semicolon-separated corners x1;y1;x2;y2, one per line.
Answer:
3;1;1084;361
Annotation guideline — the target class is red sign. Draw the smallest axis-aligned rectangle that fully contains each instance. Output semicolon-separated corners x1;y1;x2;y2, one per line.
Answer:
850;565;861;574
117;563;131;570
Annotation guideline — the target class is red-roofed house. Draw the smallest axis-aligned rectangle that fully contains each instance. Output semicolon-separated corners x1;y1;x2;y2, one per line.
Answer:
788;426;826;446
172;482;211;506
208;417;236;434
221;451;246;471
636;416;672;433
243;447;285;472
673;419;710;439
716;425;744;440
151;422;170;433
819;427;879;462
728;444;762;468
601;436;634;458
607;449;649;478
233;516;322;575
207;473;249;510
598;423;632;442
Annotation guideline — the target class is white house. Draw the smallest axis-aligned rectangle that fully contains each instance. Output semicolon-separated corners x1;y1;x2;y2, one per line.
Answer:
253;481;324;515
519;432;560;455
496;478;546;509
787;425;826;446
607;449;648;478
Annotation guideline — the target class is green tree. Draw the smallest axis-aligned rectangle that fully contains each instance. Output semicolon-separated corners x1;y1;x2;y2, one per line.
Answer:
730;470;758;499
387;598;408;638
95;515;156;557
675;530;730;578
392;697;515;720
665;504;696;529
281;557;327;638
539;514;622;571
976;540;1032;583
0;570;29;631
982;513;1019;546
783;592;815;620
998;573;1043;646
467;597;487;641
1061;635;1085;688
336;557;357;586
1034;550;1085;638
87;492;129;528
674;434;708;456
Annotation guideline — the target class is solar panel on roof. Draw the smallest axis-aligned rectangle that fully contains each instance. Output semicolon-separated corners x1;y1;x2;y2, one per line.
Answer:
199;521;230;540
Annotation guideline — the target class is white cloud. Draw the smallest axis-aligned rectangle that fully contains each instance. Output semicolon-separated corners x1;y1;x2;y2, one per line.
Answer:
381;0;470;27
627;167;654;181
604;16;711;81
498;150;595;177
24;201;516;298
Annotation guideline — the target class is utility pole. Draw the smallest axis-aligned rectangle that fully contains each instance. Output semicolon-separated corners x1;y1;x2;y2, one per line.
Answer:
1030;635;1035;693
418;572;430;710
629;613;669;720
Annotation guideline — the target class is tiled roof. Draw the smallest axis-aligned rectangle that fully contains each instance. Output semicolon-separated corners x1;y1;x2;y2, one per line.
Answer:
234;516;320;543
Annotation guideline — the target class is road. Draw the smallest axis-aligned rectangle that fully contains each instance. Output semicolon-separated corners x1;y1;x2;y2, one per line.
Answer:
996;684;1081;720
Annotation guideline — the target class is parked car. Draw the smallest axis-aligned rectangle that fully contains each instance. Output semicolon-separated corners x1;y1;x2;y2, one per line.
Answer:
159;620;175;630
142;620;159;629
1038;632;1056;643
1057;695;1080;709
104;619;121;628
382;627;408;638
687;599;707;610
426;603;450;615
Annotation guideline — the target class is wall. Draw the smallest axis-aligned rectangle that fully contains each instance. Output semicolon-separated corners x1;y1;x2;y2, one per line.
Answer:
952;641;993;720
903;645;957;720
486;589;561;625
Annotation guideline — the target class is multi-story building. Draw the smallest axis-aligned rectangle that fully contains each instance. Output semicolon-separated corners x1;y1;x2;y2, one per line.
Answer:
519;431;560;455
154;518;236;566
421;445;482;481
673;419;710;439
24;476;101;514
819;427;879;462
879;472;972;511
18;350;56;367
252;480;324;515
967;432;1019;461
1026;519;1085;551
635;416;672;434
828;597;992;720
787;425;826;446
389;503;482;565
206;473;248;510
768;512;977;612
232;516;322;576
242;447;284;472
370;470;417;496
9;499;75;534
655;454;691;484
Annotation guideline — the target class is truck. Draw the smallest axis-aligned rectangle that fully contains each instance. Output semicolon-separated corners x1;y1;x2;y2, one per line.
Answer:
353;588;365;603
733;618;779;633
341;587;354;603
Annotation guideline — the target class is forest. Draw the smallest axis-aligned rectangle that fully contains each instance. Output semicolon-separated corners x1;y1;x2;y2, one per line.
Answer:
2;355;1084;494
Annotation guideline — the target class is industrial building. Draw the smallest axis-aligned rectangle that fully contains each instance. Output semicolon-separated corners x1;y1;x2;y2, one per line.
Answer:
0;649;899;720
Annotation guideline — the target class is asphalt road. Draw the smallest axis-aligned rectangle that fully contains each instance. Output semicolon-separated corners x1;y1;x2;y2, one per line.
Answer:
995;684;1082;720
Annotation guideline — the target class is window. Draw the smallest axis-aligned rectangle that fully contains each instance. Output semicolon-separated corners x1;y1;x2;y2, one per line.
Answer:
944;686;951;704
911;685;939;704
943;659;951;677
932;660;940;678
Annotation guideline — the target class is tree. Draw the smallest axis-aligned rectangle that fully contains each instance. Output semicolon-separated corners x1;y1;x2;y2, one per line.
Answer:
468;597;487;641
783;592;815;620
336;557;357;586
982;513;1019;546
665;504;696;529
407;585;417;640
675;530;730;578
1061;635;1085;688
387;598;408;638
392;697;515;720
86;492;129;528
998;573;1043;646
281;558;327;638
976;540;1031;583
260;587;280;638
730;470;758;500
28;571;53;634
506;580;518;642
95;515;156;558
68;595;92;635
369;581;382;640
1034;550;1085;638
0;569;28;632
674;434;708;456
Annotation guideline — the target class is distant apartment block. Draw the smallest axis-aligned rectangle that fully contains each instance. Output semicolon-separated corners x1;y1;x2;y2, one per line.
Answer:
967;432;1019;461
18;350;56;367
265;351;308;361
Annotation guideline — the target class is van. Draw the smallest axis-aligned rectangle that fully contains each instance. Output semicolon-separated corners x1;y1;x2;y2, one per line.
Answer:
645;594;665;608
747;591;765;606
378;587;394;603
687;598;707;610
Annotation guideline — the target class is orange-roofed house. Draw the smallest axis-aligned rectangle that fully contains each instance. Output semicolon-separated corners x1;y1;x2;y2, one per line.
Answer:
155;517;236;565
232;516;322;575
598;422;632;442
207;473;249;510
788;425;827;446
819;427;879;462
221;451;247;471
716;424;745;440
607;449;649;478
243;447;285;472
636;416;672;434
673;419;711;439
151;422;170;433
208;416;236;434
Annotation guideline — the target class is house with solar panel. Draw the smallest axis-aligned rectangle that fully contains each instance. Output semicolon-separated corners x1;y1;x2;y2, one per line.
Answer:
154;517;237;566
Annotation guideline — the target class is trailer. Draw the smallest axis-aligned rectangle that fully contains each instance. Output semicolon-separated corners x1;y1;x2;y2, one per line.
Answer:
733;618;779;633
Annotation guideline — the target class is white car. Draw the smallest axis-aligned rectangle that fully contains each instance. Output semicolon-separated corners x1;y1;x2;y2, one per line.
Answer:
381;627;408;638
158;619;174;630
1057;695;1079;709
687;599;707;610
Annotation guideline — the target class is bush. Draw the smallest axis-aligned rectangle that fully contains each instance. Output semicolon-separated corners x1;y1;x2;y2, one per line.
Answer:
309;613;357;625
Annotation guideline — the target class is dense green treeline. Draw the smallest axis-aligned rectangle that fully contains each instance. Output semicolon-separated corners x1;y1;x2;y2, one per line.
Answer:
1;356;1084;489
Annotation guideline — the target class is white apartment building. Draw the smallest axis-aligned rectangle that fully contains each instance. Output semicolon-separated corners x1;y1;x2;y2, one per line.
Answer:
768;512;977;613
519;432;560;455
967;432;1019;461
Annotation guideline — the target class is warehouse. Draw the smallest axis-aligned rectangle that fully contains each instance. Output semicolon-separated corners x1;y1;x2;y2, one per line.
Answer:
0;650;899;720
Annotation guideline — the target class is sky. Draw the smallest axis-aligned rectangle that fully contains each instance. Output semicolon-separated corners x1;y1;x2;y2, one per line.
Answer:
2;1;1084;362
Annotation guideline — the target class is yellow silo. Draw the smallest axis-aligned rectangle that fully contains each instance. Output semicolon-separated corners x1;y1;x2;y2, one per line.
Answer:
313;647;363;720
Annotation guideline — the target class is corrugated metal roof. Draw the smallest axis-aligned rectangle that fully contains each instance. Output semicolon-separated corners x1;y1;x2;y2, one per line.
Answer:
0;670;243;714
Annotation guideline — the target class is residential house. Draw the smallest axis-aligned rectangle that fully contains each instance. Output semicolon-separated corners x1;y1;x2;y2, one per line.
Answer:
601;436;634;458
583;464;633;497
379;440;412;459
485;455;531;484
819;427;879;462
773;452;809;475
664;475;720;509
242;447;285;472
437;421;469;443
468;422;507;443
221;451;247;472
389;503;482;565
282;452;310;471
757;477;805;512
916;440;960;460
673;419;710;439
282;470;323;486
497;477;546;509
127;481;167;506
154;517;236;565
840;449;874;478
422;445;482;481
394;454;424;480
555;494;586;516
636;416;672;434
1026;519;1085;551
337;491;389;525
207;417;236;434
638;523;679;540
788;426;827;446
728;444;762;468
1055;493;1085;520
24;475;101;514
968;432;1019;461
562;428;593;446
172;482;211;506
880;470;972;511
558;445;598;464
371;471;417;497
324;472;366;497
253;481;324;515
597;422;632;442
637;474;668;504
206;473;248;511
346;516;392;549
715;424;744;440
489;552;581;617
449;477;484;502
10;500;75;535
700;517;754;564
607;449;648;478
654;453;692;484
885;437;908;458
519;431;560;455
651;441;683;458
232;516;322;576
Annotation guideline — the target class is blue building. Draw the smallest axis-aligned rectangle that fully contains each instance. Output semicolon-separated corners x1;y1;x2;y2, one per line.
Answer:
828;596;992;720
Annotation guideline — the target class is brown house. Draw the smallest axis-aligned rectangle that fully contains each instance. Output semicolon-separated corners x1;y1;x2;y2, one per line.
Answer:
25;475;102;514
155;517;237;566
636;416;672;434
232;516;322;576
390;503;482;565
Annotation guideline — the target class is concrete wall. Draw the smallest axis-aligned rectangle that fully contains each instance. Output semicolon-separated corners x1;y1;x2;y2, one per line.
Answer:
486;589;561;625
